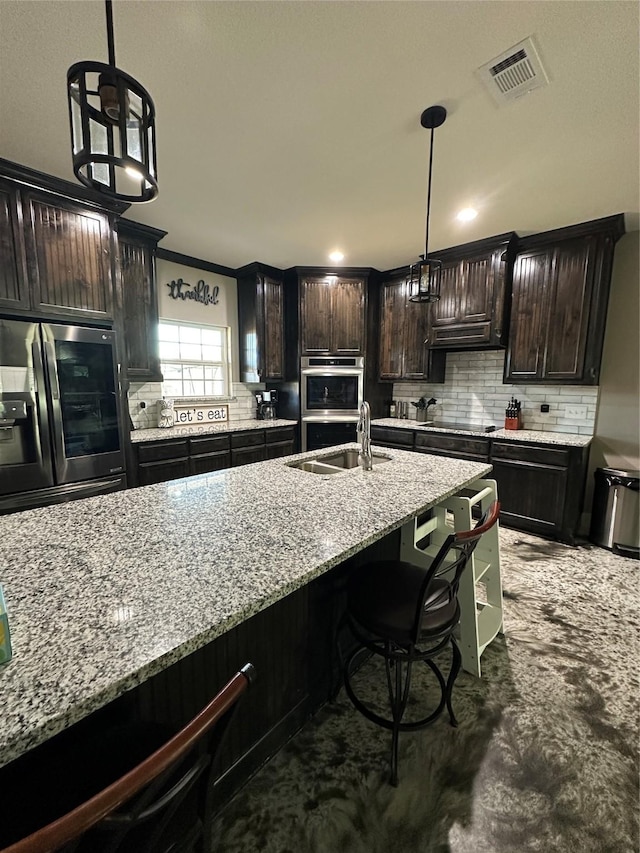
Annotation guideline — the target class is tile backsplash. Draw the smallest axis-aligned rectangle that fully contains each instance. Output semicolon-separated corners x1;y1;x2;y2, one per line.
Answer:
128;351;598;436
392;351;598;435
127;381;263;430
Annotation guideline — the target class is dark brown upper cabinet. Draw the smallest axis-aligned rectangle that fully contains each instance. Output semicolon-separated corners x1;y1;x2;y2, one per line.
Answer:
378;272;445;382
237;263;285;382
117;219;166;383
426;232;517;349
0;178;28;311
0;159;128;321
22;190;116;321
300;274;366;355
504;214;625;385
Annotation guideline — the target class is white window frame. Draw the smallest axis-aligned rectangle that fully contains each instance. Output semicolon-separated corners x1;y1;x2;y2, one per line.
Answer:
158;320;232;400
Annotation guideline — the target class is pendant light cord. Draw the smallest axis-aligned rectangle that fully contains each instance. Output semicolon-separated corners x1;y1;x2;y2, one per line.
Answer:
424;127;435;261
105;0;116;67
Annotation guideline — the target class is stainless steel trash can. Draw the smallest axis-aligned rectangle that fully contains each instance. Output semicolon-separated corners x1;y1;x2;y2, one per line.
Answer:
589;467;639;559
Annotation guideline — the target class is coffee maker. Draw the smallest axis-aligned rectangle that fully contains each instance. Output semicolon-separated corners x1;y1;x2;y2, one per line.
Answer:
255;389;278;420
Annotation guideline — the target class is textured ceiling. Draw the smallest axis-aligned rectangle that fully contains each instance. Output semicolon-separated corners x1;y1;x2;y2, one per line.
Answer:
1;1;638;271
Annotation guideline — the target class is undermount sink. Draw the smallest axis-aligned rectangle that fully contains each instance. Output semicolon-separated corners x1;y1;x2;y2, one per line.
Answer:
287;460;344;475
286;449;392;475
318;449;392;469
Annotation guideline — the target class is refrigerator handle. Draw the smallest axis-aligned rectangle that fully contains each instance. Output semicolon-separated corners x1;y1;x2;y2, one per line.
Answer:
30;335;55;479
42;340;67;481
44;341;60;400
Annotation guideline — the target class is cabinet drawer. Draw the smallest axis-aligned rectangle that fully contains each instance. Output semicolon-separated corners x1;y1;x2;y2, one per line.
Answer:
138;457;190;486
430;321;492;347
189;451;231;475
265;441;295;460
189;434;231;454
370;426;414;448
491;441;570;467
137;439;189;463
265;427;296;444
231;446;267;466
231;430;265;449
415;432;490;459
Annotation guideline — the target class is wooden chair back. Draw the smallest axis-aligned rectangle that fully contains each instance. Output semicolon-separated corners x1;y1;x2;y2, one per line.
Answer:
1;663;256;853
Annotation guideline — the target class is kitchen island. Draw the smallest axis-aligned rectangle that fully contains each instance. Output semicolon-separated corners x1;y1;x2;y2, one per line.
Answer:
0;443;491;789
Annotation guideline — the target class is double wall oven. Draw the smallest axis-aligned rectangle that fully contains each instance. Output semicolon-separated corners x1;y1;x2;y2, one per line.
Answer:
300;356;364;451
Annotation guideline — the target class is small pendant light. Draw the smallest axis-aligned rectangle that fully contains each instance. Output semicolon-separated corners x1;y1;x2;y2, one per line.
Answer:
408;105;447;302
67;0;158;202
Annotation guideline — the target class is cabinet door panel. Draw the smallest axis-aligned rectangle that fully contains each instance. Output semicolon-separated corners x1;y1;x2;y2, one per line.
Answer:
430;262;458;327
505;250;550;381
460;255;492;322
121;238;161;381
403;299;430;378
491;459;567;534
24;193;112;318
378;280;405;380
332;279;365;354
301;279;332;354
543;240;592;381
262;275;284;380
0;182;28;310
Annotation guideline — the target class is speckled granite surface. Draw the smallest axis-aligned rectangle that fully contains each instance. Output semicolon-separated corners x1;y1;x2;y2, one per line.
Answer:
0;444;490;768
372;418;592;447
130;418;297;443
212;526;639;853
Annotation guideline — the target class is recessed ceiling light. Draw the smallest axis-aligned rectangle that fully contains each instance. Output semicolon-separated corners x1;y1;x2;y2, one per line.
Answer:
329;250;344;262
457;208;478;222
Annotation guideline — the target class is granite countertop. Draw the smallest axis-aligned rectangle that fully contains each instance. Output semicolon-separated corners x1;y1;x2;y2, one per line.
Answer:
0;443;490;768
371;418;592;448
130;418;297;443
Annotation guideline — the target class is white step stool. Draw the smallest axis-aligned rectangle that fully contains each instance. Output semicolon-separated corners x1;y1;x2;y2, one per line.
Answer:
399;478;503;677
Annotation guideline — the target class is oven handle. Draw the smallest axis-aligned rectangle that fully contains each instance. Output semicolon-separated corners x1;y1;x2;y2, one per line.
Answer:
301;368;364;376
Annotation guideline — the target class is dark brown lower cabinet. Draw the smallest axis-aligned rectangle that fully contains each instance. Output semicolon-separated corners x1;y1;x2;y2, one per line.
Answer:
370;425;415;450
371;425;588;544
189;435;232;476
265;426;296;460
137;439;190;486
414;431;490;462
490;441;588;544
231;431;267;467
134;426;297;485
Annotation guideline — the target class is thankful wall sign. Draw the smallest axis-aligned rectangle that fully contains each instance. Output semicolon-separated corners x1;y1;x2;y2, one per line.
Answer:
166;278;220;306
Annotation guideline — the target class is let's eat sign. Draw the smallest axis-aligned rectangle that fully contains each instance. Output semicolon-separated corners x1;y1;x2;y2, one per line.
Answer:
173;404;229;424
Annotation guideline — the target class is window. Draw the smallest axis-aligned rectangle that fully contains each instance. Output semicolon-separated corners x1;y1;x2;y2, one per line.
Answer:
159;321;230;398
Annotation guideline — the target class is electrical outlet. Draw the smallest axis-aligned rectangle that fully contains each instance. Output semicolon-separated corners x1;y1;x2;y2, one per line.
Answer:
564;404;587;419
540;404;550;413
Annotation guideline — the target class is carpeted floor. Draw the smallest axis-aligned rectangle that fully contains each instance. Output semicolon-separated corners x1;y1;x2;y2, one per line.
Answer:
212;528;639;853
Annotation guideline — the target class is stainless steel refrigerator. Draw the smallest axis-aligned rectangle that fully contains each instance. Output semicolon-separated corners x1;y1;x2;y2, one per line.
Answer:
0;319;126;514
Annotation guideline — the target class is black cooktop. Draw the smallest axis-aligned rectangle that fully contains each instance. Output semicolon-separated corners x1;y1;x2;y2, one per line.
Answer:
430;422;496;433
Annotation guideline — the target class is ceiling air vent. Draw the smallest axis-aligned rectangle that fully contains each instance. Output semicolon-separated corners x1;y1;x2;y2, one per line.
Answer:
477;36;550;105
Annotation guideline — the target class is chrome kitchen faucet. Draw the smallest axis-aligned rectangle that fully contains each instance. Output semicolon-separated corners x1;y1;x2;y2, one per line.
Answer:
357;401;373;471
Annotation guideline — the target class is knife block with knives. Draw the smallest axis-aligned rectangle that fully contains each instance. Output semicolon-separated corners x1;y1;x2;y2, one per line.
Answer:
505;397;523;430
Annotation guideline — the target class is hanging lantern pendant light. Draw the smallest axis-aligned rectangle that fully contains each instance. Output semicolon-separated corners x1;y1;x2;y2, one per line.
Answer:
408;105;447;303
67;0;158;202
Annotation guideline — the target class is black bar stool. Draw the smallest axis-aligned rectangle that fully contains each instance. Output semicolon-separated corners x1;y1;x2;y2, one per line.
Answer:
343;502;500;785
